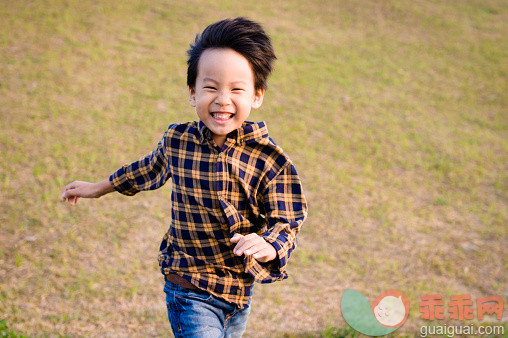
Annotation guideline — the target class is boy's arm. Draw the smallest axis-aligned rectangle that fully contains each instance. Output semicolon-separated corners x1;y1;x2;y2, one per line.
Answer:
61;179;115;205
109;126;172;196
62;125;173;204
237;162;308;283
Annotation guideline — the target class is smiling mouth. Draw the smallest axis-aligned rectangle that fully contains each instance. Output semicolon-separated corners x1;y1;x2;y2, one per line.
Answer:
211;112;234;120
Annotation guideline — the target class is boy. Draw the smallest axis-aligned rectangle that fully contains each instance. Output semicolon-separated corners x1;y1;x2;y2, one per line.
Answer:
62;17;307;337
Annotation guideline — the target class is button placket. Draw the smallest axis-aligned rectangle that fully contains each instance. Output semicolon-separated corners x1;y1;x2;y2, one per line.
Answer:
215;147;230;196
215;145;242;234
215;152;224;197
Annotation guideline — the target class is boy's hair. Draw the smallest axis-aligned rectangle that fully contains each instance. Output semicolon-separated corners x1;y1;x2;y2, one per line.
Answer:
187;17;276;91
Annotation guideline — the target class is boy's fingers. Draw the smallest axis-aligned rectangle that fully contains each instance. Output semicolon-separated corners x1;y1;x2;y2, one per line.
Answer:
230;233;244;243
61;189;80;205
254;244;277;262
63;182;76;191
69;196;79;206
62;188;74;200
252;248;271;261
243;242;266;256
235;233;258;246
233;236;264;255
62;182;76;200
233;237;250;253
239;239;263;253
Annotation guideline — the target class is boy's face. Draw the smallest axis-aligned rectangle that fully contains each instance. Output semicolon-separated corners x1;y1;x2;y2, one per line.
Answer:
189;48;264;147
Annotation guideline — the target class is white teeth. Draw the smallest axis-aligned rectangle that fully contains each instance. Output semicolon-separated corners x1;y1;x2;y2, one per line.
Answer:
212;113;233;120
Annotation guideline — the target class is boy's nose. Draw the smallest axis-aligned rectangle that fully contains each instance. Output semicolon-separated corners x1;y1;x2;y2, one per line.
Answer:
215;92;231;106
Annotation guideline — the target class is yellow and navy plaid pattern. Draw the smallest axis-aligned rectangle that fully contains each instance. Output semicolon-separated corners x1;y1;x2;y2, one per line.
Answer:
109;121;307;308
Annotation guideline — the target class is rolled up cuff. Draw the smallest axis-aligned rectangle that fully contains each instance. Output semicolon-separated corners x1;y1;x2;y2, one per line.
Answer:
109;165;139;196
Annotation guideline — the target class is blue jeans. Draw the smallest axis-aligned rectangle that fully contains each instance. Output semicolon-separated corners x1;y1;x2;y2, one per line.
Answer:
164;280;251;337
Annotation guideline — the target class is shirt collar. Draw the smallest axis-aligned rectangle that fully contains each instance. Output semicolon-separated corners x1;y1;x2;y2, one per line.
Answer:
197;120;211;144
197;120;269;146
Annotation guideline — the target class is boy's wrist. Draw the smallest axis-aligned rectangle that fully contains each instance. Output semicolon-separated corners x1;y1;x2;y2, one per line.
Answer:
260;243;280;269
95;179;115;197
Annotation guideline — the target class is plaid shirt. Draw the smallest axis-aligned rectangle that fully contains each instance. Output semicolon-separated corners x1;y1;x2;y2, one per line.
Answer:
109;121;307;308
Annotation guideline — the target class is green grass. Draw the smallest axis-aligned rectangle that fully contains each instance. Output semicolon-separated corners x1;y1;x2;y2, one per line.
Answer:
1;0;506;336
0;319;26;338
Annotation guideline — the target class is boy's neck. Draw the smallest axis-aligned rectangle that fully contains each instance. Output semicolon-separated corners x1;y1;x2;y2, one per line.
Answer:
212;134;226;148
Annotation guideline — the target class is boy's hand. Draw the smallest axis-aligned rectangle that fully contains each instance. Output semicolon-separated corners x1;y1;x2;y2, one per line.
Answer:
231;233;277;263
61;179;114;205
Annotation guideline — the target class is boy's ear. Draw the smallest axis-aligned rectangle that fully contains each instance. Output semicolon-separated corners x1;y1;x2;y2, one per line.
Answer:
251;88;265;109
188;87;196;107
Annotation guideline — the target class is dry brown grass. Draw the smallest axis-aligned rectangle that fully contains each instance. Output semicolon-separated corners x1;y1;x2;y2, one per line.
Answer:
1;0;506;336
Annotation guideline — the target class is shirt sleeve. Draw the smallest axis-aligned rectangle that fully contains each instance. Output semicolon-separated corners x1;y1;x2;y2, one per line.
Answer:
244;162;308;283
109;127;172;196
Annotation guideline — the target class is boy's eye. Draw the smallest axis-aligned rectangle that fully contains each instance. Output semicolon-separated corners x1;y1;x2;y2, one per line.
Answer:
232;88;244;92
204;86;216;90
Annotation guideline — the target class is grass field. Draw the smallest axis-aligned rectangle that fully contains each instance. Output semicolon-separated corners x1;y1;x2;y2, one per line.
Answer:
1;0;506;336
